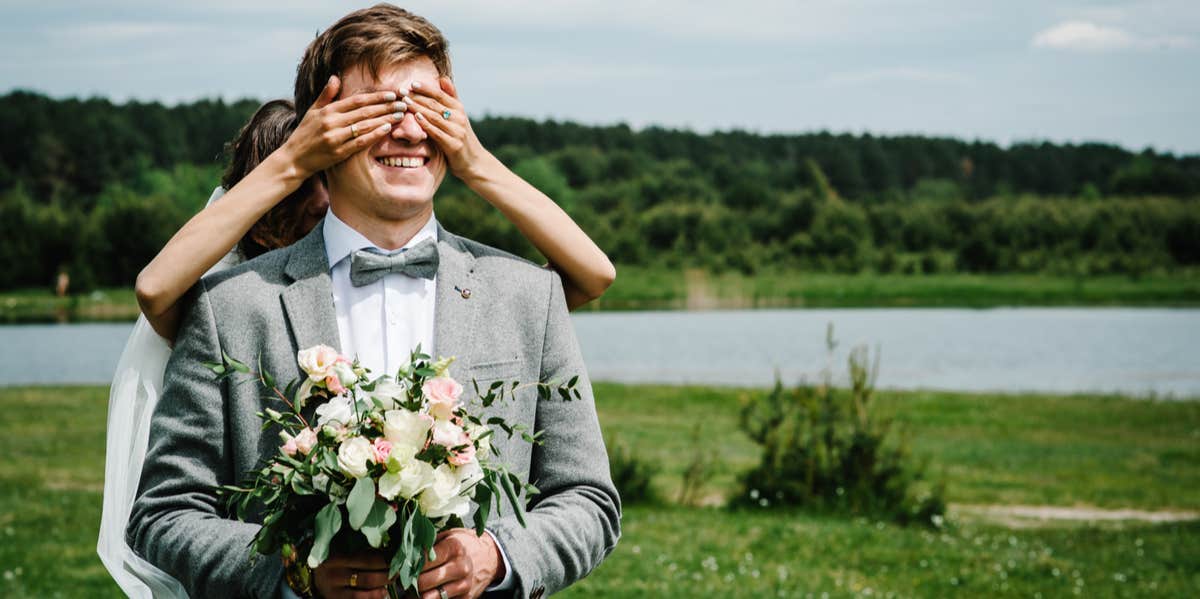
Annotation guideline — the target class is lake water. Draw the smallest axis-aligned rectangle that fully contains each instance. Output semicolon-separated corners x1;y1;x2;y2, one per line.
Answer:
2;308;1198;397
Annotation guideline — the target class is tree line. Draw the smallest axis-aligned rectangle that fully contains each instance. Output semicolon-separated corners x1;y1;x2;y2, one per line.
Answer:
1;90;1197;290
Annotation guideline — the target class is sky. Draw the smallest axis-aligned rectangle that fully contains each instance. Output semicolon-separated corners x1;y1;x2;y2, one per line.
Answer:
2;0;1198;154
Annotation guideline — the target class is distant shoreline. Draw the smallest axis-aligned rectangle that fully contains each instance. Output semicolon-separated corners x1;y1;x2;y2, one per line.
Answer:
3;270;1199;323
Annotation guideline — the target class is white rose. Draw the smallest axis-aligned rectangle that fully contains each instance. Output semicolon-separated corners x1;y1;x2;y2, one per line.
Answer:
368;377;406;409
466;422;492;458
383;409;432;453
294;428;319;455
332;360;359;388
418;464;469;519
315;396;355;427
337;436;374;479
378;457;436;500
455;459;484;490
298;345;341;382
430;419;468;450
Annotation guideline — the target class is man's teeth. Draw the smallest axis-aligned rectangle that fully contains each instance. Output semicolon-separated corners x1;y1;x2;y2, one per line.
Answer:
377;156;425;168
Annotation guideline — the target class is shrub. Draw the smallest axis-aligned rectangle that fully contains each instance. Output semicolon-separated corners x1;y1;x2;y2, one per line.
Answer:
606;434;659;506
731;325;945;526
676;424;718;507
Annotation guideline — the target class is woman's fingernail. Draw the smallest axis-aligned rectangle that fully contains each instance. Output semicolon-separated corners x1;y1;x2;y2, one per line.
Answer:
381;123;392;131
393;101;405;111
393;112;405;121
383;91;397;101
411;81;422;89
402;95;412;104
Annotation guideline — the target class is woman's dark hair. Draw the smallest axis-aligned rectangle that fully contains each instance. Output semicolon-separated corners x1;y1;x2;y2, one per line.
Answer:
221;99;319;259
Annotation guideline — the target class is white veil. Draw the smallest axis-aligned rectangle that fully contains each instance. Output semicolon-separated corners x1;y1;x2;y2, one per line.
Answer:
97;187;236;598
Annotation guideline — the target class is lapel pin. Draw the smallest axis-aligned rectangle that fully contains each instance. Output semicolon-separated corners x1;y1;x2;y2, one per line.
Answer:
454;286;472;299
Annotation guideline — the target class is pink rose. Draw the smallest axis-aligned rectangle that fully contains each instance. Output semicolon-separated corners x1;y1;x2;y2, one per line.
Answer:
423;376;463;420
371;438;393;464
325;374;347;396
281;438;298;457
294;428;318;455
298;345;343;381
431;420;473;465
448;441;476;466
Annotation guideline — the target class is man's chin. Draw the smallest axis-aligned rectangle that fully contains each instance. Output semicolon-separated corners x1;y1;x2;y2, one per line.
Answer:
373;192;435;219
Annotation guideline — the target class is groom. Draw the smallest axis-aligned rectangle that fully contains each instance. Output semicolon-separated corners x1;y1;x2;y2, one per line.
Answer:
127;5;620;599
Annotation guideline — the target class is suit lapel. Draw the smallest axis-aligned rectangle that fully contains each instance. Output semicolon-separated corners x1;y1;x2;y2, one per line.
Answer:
433;225;479;369
281;221;341;354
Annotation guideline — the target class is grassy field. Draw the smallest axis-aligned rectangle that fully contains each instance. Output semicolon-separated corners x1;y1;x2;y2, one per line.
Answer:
0;288;140;324
1;384;1198;597
4;269;1200;323
591;268;1200;310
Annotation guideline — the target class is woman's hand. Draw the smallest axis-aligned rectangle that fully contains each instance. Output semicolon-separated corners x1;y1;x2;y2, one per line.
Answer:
402;77;494;182
281;75;404;178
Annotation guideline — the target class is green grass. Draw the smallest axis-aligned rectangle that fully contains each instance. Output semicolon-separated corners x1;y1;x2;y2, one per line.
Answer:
590;268;1200;310
0;288;140;324
1;383;1197;597
4;269;1200;323
593;383;1200;510
561;506;1200;598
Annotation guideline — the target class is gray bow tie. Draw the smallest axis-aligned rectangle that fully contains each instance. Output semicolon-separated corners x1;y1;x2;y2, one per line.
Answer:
349;238;439;287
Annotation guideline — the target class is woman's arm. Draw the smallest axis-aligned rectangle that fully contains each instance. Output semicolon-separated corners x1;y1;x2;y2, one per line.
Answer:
136;78;403;342
459;153;615;309
405;78;616;310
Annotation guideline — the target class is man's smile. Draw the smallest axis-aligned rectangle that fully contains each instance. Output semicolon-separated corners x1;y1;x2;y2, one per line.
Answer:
374;154;430;169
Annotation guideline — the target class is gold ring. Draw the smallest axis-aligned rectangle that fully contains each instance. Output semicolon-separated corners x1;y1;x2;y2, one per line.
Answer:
350;123;359;138
348;572;358;588
438;585;449;599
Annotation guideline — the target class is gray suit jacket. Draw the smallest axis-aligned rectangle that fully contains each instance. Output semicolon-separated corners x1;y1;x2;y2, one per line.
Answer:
127;222;621;598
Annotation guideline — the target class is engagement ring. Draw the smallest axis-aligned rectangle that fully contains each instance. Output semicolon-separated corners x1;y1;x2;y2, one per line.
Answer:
441;109;452;120
350;124;359;138
438;585;449;599
348;572;358;588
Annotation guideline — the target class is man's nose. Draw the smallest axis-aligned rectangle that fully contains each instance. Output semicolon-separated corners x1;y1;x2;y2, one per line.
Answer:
390;109;427;142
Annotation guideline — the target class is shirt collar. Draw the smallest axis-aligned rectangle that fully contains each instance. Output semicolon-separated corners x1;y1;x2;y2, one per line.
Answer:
323;209;439;270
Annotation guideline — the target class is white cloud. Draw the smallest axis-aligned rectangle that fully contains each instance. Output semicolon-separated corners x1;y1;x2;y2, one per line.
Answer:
1032;20;1194;52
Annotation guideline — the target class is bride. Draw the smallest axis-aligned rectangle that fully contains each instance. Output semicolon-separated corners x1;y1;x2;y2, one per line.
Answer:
96;75;616;598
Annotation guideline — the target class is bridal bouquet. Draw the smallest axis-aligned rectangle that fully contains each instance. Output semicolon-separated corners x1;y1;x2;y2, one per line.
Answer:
205;345;578;594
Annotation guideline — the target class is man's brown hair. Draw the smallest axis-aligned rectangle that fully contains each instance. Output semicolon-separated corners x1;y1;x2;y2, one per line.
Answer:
294;3;452;120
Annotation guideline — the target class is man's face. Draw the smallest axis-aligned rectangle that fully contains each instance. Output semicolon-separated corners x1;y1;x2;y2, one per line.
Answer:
326;57;447;222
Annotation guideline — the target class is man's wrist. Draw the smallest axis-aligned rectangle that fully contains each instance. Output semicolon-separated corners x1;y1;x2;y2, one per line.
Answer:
481;527;506;584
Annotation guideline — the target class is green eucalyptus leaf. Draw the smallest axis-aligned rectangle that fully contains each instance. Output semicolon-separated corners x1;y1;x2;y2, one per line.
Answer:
391;508;418;584
472;483;493;535
360;498;397;548
308;503;342;568
499;472;526;528
347;477;375;530
413;511;437;560
259;354;275;389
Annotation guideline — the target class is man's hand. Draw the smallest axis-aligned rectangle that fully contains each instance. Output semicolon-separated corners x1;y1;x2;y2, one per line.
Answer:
311;552;393;599
417;528;504;599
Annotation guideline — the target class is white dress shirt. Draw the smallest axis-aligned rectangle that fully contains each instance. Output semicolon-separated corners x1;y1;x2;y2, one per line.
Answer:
324;209;437;376
283;209;512;597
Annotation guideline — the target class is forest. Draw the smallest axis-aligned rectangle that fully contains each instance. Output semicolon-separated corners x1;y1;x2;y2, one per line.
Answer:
1;89;1198;290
